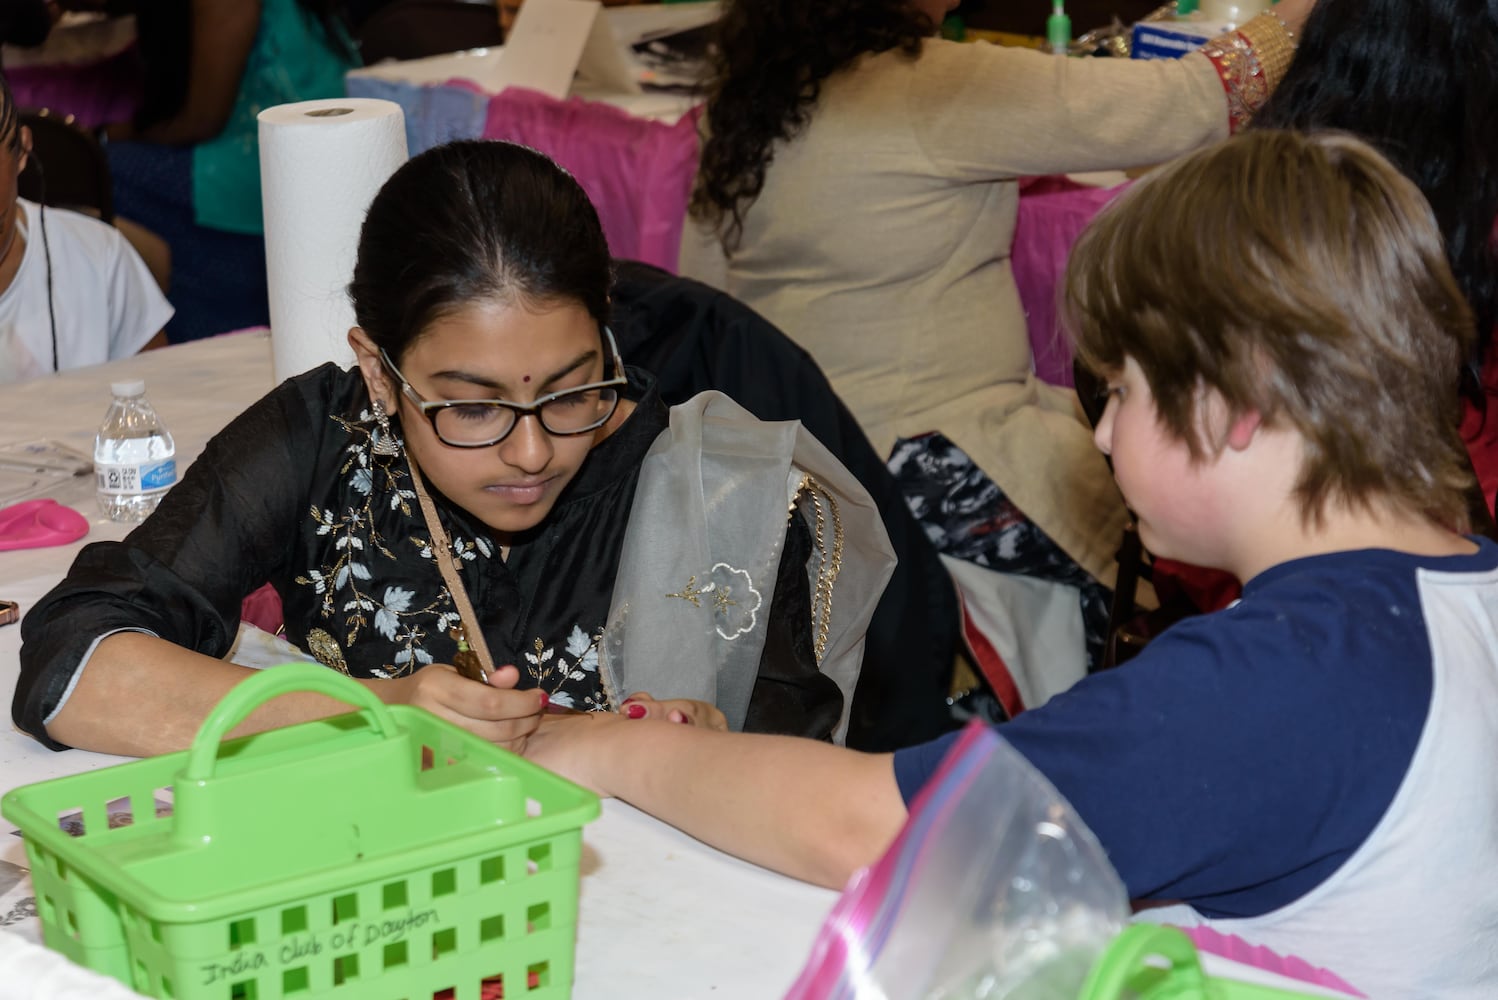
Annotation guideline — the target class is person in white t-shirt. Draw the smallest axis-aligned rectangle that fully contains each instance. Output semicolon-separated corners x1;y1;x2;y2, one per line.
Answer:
0;76;173;385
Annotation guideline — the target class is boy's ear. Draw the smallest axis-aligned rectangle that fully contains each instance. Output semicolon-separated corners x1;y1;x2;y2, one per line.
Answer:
1225;409;1263;452
348;327;395;409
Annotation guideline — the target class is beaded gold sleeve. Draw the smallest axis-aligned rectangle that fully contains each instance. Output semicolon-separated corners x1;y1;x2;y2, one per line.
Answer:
1199;11;1297;133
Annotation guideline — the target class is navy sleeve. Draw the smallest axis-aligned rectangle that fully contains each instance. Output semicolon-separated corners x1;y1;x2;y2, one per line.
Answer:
892;728;964;802
990;577;1431;917
889;557;1437;919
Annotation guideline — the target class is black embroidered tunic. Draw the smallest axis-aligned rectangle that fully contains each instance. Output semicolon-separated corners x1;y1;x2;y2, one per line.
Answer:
15;364;838;749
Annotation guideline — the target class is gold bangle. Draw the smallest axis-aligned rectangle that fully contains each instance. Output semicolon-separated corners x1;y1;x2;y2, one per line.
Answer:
1235;11;1297;91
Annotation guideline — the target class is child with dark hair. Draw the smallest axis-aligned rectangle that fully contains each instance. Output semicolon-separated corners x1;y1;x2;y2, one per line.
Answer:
524;129;1498;998
0;71;171;383
15;139;892;756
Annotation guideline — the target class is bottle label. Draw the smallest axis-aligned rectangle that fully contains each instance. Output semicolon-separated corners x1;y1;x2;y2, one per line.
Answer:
97;459;178;496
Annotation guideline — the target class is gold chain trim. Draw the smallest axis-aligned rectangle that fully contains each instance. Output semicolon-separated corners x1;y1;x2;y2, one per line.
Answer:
789;474;845;664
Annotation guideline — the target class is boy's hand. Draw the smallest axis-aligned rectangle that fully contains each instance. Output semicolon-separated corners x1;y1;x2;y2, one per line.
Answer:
620;692;728;730
380;663;544;751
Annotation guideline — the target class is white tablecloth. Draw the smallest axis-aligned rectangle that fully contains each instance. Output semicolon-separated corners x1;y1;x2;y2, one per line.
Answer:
0;334;1351;998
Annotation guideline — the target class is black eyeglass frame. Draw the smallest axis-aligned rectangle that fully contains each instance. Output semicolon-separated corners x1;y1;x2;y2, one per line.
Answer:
379;326;628;449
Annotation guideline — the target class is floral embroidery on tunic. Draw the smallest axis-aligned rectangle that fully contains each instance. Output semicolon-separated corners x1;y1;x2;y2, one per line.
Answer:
294;408;490;678
526;626;610;711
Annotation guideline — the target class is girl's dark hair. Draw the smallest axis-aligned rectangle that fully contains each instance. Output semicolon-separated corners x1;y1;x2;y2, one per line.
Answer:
350;140;612;362
1252;0;1498;353
690;0;932;251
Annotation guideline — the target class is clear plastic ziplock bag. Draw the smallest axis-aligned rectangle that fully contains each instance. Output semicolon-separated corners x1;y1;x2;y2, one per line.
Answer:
785;722;1129;1000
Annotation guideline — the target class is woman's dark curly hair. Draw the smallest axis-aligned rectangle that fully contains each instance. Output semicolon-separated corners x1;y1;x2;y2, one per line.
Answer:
690;0;934;251
1252;0;1498;363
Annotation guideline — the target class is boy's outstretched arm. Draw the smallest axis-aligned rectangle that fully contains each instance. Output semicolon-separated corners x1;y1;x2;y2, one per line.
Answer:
525;716;909;888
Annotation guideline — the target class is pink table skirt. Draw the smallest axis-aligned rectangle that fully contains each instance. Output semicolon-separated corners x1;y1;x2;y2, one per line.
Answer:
3;46;142;129
478;86;704;275
1012;177;1128;388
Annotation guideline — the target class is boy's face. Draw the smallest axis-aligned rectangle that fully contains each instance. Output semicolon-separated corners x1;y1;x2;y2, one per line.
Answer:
1093;358;1234;568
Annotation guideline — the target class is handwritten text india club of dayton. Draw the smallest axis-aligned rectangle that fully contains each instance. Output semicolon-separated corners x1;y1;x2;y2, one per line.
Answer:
200;907;439;985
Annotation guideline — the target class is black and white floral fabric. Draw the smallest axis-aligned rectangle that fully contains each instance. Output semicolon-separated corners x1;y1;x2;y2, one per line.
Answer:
888;431;1111;671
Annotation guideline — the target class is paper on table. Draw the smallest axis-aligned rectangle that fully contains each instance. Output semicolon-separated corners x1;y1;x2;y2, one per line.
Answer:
483;0;640;98
0;440;93;508
576;1;644;94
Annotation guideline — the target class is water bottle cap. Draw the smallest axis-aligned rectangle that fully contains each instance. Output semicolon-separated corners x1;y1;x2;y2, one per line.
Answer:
110;380;146;398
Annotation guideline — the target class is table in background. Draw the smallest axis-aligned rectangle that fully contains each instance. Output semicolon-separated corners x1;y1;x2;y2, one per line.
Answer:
346;47;703;274
0;331;837;999
2;13;141;128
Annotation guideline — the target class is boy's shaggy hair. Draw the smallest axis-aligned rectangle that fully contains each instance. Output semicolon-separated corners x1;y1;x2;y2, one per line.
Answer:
1065;129;1476;530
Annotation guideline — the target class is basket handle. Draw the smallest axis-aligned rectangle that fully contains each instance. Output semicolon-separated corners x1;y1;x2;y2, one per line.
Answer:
1077;924;1207;999
183;664;401;782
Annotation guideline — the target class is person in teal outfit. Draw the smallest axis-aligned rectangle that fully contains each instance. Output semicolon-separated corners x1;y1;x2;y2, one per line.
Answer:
100;0;358;342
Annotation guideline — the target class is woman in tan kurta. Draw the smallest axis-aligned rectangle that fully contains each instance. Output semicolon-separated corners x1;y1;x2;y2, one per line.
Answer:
682;0;1310;596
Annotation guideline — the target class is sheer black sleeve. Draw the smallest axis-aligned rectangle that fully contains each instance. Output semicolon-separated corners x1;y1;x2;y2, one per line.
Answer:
742;510;843;740
13;368;338;749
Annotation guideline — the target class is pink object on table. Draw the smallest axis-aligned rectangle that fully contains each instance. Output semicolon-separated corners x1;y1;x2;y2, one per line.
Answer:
0;499;89;552
3;47;143;128
240;583;285;635
1011;177;1129;388
479;86;703;272
1180;925;1366;996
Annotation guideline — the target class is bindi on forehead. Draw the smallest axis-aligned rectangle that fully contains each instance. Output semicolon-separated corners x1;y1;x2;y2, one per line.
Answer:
522;375;531;383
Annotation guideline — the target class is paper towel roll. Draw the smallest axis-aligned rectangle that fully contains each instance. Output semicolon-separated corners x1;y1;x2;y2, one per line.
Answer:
259;98;408;383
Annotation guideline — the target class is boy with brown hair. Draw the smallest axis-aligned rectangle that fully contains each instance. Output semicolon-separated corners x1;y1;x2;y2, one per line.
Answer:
526;130;1498;997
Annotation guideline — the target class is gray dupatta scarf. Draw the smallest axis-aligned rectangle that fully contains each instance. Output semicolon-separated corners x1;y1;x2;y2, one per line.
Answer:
600;391;896;743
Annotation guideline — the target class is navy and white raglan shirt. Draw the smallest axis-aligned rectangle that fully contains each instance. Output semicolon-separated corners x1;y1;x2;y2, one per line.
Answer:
894;541;1498;998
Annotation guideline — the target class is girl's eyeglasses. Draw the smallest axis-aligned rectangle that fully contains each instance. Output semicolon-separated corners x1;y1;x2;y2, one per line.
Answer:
379;327;627;448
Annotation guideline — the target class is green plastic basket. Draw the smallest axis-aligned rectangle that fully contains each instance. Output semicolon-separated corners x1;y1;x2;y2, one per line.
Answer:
1;664;600;1000
1079;925;1333;1000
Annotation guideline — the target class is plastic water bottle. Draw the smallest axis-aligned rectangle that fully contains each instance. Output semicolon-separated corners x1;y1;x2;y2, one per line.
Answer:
94;380;177;522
